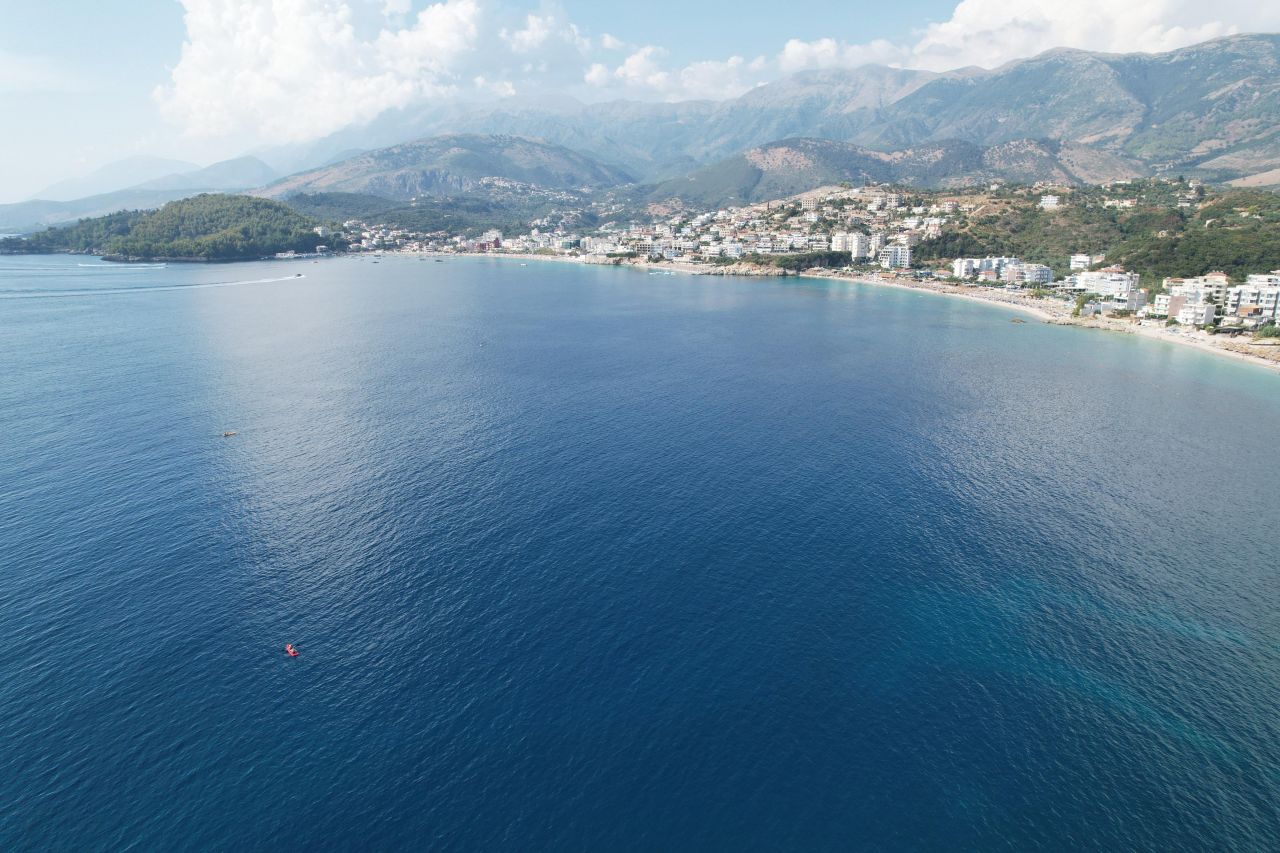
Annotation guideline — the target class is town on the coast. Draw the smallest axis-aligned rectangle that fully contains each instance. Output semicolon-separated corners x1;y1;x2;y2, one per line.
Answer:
333;178;1280;368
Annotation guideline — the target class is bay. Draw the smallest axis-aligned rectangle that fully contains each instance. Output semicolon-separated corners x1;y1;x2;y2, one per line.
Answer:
1;254;1278;850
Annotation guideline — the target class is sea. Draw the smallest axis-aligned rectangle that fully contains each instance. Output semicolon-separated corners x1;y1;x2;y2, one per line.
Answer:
1;254;1278;850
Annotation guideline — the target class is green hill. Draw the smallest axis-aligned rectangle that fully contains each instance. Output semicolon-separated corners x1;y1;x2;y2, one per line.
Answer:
1;194;332;261
914;182;1280;284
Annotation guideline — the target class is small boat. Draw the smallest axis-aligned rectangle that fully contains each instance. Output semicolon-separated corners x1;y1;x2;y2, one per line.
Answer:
285;644;299;657
222;431;238;437
435;259;444;263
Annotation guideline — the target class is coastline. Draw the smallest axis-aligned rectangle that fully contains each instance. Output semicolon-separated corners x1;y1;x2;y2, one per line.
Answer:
445;250;1280;375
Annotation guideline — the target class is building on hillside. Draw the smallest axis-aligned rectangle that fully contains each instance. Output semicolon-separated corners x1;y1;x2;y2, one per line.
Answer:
849;233;871;261
1039;195;1061;209
1070;253;1101;270
878;244;912;270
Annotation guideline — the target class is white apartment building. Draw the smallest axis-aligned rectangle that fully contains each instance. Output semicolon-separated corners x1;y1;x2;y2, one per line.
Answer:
1065;267;1140;297
878;244;912;269
1103;289;1147;313
1225;283;1280;320
1164;272;1230;305
980;257;1020;275
1016;264;1054;286
849;233;871;261
952;258;979;279
1069;253;1100;270
1039;195;1061;209
1176;302;1216;327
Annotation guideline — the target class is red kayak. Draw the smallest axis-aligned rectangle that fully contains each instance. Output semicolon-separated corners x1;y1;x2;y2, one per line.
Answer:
285;644;299;657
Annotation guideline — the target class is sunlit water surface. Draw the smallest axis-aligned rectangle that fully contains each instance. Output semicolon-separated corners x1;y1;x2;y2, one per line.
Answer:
1;255;1278;849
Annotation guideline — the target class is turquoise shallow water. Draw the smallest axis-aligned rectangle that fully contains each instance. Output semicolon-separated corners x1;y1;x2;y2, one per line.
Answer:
1;254;1278;849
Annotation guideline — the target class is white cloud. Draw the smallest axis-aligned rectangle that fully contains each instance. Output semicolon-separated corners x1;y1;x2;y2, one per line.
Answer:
777;38;905;73
587;46;760;100
473;75;516;97
779;0;1280;73
583;62;610;87
501;13;553;53
589;0;1280;101
155;0;480;143
613;46;671;90
152;0;1280;146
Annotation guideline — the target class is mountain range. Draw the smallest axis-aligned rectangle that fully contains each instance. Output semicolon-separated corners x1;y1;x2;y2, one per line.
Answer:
6;34;1280;233
261;33;1280;187
258;135;632;201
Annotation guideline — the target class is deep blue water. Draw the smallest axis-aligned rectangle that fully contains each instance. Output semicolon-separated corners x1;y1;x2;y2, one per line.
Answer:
1;254;1279;850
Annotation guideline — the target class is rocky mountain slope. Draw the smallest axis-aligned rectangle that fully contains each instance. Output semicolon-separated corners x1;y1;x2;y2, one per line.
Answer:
258;134;633;201
265;34;1280;186
642;137;1143;207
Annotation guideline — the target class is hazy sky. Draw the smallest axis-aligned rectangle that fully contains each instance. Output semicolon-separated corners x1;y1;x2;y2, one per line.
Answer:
1;0;1276;202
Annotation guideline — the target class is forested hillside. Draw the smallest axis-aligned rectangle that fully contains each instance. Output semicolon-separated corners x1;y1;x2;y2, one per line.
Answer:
1;195;334;261
914;182;1280;284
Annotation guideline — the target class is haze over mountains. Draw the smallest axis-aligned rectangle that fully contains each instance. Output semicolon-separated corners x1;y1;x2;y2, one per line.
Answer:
5;34;1279;233
266;34;1280;185
0;157;281;233
259;135;632;201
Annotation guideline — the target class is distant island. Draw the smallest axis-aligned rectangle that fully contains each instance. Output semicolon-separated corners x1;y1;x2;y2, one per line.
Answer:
0;194;341;262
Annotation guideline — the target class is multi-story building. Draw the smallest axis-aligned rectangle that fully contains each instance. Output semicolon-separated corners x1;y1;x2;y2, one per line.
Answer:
1164;272;1230;305
1225;282;1280;320
1065;267;1140;298
1016;264;1054;286
849;233;871;261
878;244;912;270
1246;270;1280;287
1176;302;1216;327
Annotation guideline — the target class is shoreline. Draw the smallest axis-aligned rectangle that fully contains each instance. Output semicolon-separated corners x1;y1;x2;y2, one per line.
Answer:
452;251;1280;375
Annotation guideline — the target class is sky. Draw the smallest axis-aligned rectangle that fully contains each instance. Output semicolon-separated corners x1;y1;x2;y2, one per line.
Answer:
1;0;1278;202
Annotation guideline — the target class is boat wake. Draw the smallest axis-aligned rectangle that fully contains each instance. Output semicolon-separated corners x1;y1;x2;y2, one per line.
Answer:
0;274;306;299
77;263;167;269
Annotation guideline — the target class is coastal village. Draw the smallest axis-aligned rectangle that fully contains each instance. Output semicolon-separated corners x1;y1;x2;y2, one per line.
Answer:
333;179;1280;370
